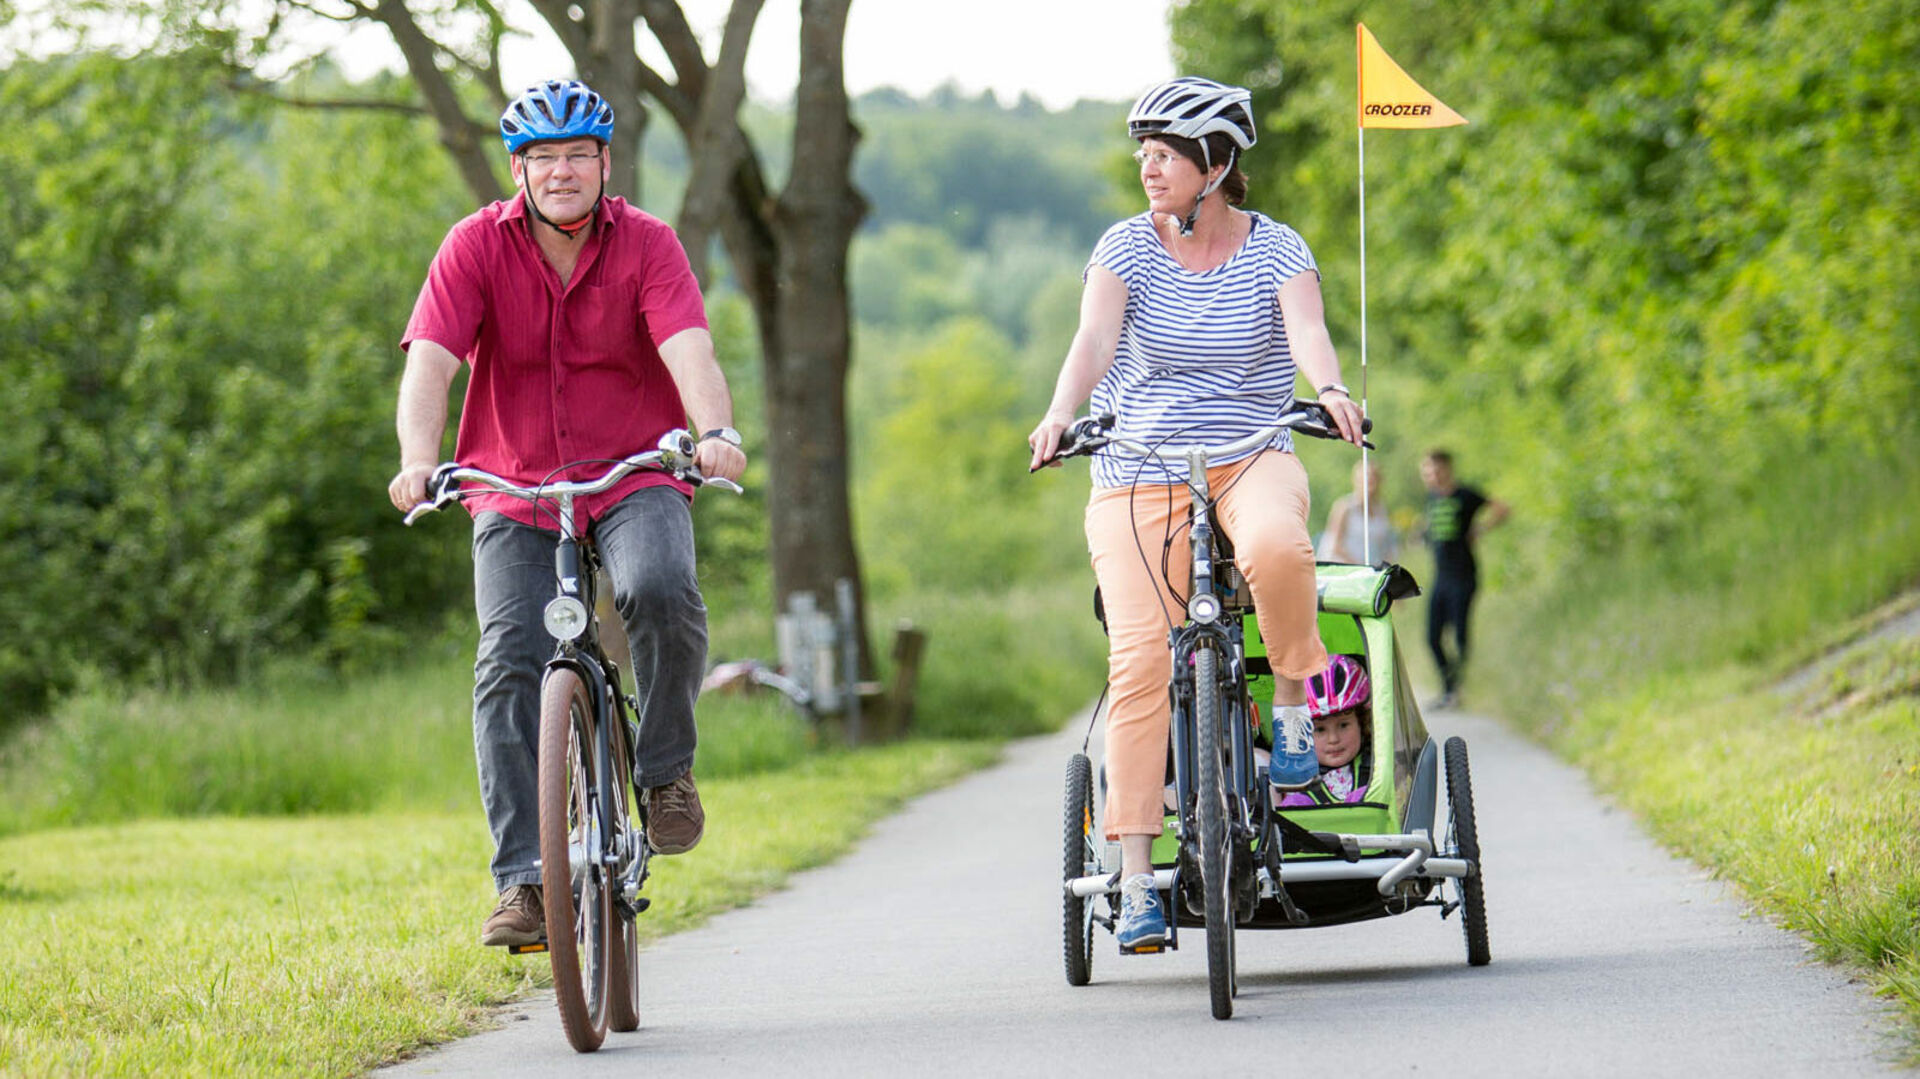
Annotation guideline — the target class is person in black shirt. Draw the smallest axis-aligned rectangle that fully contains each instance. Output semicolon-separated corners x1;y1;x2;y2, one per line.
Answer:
1420;450;1509;708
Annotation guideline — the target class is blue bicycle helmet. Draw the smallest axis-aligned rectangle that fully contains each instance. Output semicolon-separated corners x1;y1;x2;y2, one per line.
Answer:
499;80;615;153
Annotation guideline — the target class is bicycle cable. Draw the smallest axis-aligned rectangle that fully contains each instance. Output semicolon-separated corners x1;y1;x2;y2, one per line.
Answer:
1081;683;1110;756
529;456;631;535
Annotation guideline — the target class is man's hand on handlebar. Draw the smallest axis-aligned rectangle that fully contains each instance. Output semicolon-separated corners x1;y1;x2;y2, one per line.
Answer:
388;462;438;515
693;439;747;485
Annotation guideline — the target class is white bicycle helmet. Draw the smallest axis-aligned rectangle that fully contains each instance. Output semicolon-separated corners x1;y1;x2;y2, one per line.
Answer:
1127;77;1257;234
1128;77;1257;158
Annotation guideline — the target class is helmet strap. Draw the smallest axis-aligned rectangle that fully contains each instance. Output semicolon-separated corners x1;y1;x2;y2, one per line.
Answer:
1178;148;1236;238
523;189;599;241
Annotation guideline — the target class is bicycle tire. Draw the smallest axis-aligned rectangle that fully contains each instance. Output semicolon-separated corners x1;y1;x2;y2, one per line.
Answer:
539;667;612;1052
1063;753;1097;987
607;712;641;1032
1444;736;1492;967
1194;646;1237;1020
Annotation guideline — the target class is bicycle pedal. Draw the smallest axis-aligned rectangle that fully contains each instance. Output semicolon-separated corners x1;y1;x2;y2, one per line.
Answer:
505;940;549;955
1119;940;1173;956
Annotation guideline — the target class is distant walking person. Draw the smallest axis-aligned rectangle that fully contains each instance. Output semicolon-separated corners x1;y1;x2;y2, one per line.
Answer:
1320;458;1398;564
1419;449;1507;709
387;80;745;947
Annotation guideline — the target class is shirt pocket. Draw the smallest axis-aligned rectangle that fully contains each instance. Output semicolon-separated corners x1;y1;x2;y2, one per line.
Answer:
565;279;641;371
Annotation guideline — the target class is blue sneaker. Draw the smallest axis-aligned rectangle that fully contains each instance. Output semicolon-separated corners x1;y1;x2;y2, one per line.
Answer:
1268;705;1318;789
1116;874;1167;951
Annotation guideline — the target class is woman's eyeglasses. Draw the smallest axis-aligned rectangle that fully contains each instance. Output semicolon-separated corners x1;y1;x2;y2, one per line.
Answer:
1132;148;1180;168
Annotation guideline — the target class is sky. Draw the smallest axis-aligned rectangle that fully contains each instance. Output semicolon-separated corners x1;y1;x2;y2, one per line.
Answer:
328;0;1178;110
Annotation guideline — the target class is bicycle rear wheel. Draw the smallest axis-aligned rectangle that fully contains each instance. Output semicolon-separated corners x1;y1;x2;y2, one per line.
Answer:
1194;646;1237;1020
1444;736;1492;967
539;668;612;1052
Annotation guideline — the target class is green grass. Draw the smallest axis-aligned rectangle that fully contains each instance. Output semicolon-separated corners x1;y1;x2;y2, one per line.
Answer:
878;579;1108;740
1565;631;1920;1050
0;648;822;837
0;741;999;1078
0;587;1052;1076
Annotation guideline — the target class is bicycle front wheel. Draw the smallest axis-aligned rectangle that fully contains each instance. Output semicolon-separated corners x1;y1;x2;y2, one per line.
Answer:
539;667;613;1052
1194;645;1237;1020
607;711;641;1033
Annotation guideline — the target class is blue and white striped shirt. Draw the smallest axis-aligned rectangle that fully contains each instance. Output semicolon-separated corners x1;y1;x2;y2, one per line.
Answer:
1085;211;1319;488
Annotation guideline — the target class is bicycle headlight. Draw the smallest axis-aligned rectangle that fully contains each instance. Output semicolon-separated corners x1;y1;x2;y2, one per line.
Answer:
543;595;590;641
1188;591;1221;625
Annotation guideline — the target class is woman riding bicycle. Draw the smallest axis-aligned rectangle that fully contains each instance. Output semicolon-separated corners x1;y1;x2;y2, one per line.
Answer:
1027;76;1366;952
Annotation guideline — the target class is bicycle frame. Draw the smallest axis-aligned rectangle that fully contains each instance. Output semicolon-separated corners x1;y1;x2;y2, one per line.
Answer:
546;509;648;917
1158;445;1263;943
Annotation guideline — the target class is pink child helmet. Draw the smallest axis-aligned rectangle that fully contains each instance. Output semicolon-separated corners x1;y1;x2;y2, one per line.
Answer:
1306;655;1370;717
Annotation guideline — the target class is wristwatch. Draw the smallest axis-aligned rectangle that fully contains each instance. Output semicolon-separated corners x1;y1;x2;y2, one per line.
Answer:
700;426;743;448
1317;383;1351;399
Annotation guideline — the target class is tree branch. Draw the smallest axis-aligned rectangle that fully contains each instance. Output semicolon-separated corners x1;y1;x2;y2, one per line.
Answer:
525;0;592;63
676;0;763;283
636;0;707;102
369;0;504;206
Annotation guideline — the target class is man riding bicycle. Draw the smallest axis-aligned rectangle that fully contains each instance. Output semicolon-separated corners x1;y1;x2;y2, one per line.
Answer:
387;79;746;947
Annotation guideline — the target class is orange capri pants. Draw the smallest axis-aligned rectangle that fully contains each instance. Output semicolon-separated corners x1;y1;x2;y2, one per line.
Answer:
1085;449;1328;839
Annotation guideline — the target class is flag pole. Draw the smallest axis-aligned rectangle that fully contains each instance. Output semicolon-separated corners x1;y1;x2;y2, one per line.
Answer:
1356;42;1372;565
1351;21;1468;566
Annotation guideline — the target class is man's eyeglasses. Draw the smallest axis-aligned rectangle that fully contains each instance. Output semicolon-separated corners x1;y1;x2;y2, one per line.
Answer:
521;150;603;170
1132;148;1180;168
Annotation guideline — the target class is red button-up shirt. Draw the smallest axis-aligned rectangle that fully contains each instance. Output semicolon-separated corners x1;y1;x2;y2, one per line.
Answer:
402;195;709;533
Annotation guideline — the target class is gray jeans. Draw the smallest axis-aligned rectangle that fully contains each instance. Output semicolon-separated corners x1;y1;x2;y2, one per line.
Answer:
470;486;707;890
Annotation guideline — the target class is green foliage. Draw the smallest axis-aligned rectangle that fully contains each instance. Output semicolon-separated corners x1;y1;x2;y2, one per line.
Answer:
0;50;230;715
887;580;1108;741
851;88;1123;249
0;54;475;724
1176;0;1918;567
858;317;1064;594
0;43;1125;736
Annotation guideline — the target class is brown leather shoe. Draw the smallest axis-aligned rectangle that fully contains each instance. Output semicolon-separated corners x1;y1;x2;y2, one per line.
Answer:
642;772;705;855
480;884;544;947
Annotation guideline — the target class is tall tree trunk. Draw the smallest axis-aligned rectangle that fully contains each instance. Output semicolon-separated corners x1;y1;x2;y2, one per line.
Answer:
766;0;870;673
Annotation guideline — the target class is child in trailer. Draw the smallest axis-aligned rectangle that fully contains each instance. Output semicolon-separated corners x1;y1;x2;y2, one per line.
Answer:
1275;655;1373;807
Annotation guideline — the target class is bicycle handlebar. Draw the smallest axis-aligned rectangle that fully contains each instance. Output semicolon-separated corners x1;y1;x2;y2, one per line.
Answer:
403;428;743;526
1035;401;1374;473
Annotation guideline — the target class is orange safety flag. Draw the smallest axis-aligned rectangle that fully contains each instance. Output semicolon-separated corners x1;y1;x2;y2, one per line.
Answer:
1357;23;1467;129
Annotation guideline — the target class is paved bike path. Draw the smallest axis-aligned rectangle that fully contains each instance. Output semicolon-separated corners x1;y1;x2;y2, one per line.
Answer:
376;708;1909;1077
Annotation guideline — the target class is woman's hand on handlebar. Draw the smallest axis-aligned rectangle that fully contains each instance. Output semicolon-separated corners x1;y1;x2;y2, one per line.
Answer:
1318;390;1368;447
1027;408;1076;472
